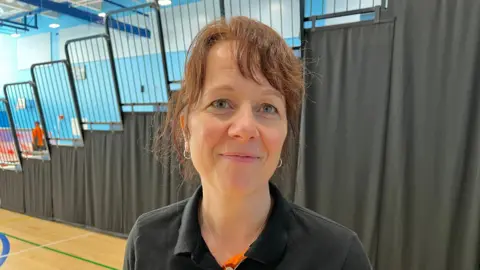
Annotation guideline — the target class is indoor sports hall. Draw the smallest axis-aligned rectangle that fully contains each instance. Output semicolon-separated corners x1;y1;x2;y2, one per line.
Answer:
1;0;479;269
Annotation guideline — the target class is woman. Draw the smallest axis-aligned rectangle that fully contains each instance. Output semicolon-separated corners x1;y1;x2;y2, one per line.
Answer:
123;16;372;270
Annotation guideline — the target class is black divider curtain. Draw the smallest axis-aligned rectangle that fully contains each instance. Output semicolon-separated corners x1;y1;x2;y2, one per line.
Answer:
0;171;24;213
121;113;196;234
297;1;480;269
0;114;197;235
23;160;53;219
377;1;480;269
84;132;124;233
51;146;86;225
0;159;53;217
296;20;395;264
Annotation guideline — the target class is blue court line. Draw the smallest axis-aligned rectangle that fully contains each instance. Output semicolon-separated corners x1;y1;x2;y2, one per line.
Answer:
0;233;11;267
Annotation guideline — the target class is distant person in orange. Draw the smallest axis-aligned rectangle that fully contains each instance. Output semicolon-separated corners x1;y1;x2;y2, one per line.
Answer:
32;121;44;151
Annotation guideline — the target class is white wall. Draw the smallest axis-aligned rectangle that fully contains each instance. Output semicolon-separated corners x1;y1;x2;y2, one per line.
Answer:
59;24;105;61
0;35;17;97
324;0;383;26
17;33;52;70
324;0;383;13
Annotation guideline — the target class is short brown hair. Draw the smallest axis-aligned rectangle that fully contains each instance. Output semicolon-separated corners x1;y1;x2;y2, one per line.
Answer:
154;16;304;180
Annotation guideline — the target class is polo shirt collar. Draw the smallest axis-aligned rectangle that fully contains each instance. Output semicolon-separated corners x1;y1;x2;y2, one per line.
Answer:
174;182;292;266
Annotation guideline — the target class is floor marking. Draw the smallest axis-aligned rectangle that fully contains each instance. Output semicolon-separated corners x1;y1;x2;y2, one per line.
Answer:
0;234;11;267
0;232;119;270
0;233;92;258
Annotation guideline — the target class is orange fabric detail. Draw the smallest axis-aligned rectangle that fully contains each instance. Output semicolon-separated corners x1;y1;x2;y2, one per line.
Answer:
222;249;248;269
32;126;44;146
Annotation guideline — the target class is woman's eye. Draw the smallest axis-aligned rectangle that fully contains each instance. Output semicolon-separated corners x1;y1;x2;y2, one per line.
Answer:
261;104;278;114
210;99;231;109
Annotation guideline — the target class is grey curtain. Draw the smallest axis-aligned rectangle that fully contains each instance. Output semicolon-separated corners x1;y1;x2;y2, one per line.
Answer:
121;113;197;234
84;132;124;233
377;1;480;270
23;160;53;218
0;113;199;235
51;146;87;225
296;21;395;263
0;170;24;213
297;0;480;269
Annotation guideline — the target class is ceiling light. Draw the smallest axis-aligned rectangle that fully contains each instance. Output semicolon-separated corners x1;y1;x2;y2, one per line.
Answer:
158;0;172;6
11;33;20;38
98;12;106;17
49;23;60;29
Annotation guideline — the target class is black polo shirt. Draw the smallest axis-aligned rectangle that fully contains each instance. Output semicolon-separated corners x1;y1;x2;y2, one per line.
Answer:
123;183;372;270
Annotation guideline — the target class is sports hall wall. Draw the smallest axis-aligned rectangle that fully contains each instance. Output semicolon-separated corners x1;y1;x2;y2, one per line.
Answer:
4;0;479;269
0;0;342;231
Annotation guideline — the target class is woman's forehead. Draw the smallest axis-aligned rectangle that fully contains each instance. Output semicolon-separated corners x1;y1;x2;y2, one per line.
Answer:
204;41;271;88
206;41;236;70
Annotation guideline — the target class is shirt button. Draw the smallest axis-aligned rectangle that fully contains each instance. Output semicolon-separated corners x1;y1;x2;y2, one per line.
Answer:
225;267;234;270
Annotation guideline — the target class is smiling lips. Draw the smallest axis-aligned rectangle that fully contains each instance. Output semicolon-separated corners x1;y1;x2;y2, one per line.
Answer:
220;153;260;163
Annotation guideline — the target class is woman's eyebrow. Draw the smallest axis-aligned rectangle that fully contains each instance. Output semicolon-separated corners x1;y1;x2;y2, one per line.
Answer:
261;88;284;99
204;84;283;100
205;84;235;92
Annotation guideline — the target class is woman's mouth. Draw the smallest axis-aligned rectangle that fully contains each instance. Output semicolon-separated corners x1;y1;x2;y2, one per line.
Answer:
220;153;260;163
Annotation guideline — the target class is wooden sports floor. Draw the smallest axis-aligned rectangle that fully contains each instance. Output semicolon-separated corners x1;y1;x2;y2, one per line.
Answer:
0;209;126;269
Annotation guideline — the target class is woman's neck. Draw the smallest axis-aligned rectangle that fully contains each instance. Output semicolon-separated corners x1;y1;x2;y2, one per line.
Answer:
199;183;272;250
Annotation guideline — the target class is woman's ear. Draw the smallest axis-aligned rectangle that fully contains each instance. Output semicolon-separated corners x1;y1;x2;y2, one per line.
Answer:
180;114;188;151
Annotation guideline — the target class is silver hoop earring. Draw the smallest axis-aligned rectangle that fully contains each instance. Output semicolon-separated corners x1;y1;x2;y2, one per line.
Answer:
277;158;283;168
183;149;191;160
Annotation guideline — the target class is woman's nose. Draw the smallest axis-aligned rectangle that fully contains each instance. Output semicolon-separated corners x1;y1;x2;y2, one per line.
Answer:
227;105;259;141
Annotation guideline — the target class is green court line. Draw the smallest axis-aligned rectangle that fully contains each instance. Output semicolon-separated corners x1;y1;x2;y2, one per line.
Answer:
1;232;119;270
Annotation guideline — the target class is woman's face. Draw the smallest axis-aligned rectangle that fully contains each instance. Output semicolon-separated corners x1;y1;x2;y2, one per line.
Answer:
183;41;288;196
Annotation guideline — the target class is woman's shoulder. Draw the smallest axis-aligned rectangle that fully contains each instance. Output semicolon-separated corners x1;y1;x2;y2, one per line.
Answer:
131;199;190;235
288;202;359;244
282;203;372;269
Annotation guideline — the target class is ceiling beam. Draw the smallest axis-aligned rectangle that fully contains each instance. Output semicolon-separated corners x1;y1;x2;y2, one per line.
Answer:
17;0;150;38
4;7;43;20
0;2;30;12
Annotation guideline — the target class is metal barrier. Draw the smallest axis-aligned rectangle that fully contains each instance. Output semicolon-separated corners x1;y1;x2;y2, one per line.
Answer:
157;0;222;91
224;0;302;48
31;60;84;147
3;82;51;161
65;34;123;131
140;0;300;90
304;0;387;30
0;99;22;172
105;2;170;111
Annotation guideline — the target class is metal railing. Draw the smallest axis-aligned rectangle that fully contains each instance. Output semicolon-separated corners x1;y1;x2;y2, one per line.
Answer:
65;34;123;131
304;0;387;30
158;0;223;91
3;82;51;161
105;2;170;111
31;60;85;147
0;99;22;172
224;0;302;48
